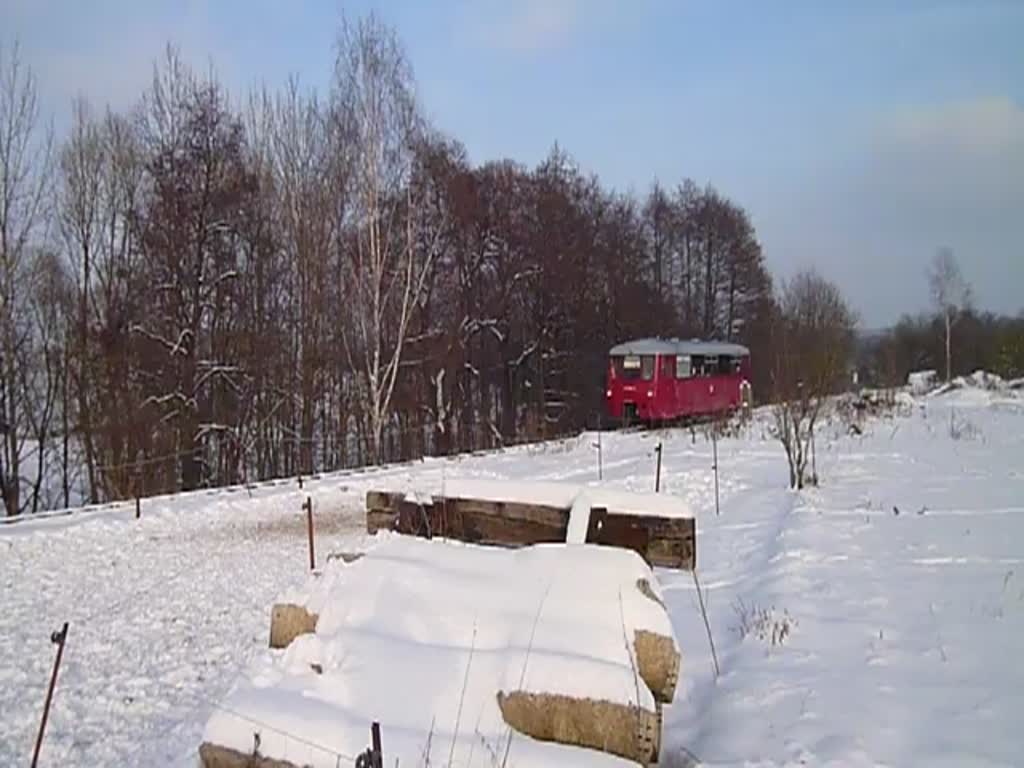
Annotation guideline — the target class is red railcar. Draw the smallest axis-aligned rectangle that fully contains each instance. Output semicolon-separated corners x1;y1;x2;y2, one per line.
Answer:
605;338;752;423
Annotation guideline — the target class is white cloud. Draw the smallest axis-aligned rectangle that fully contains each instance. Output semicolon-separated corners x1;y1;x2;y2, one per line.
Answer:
463;0;584;53
876;97;1024;155
838;97;1024;318
863;97;1024;212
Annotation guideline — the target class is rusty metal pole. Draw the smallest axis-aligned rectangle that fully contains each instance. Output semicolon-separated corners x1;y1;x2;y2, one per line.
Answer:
371;721;383;768
304;496;315;571
654;441;663;493
32;622;69;768
712;424;720;516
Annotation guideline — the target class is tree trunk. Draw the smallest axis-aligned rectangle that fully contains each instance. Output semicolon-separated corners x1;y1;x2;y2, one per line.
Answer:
2;359;19;516
945;312;952;382
703;232;714;336
62;352;71;508
727;268;737;342
683;233;693;331
78;242;99;504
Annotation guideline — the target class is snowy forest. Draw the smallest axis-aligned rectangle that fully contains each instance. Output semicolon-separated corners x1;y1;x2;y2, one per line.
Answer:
1;17;1019;516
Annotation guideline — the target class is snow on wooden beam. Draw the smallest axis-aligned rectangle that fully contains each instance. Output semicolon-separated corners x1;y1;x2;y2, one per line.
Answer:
201;536;681;767
365;481;696;570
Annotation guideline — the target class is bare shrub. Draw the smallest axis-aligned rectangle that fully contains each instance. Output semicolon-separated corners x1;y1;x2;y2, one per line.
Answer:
949;409;982;442
771;271;857;489
700;412;747;441
732;598;797;647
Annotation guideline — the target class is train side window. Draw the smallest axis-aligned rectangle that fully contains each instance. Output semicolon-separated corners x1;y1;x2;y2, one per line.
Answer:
703;355;718;376
676;354;692;378
641;355;655;380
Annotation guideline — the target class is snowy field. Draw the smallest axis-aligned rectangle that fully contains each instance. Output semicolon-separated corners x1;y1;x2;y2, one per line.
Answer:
2;381;1022;767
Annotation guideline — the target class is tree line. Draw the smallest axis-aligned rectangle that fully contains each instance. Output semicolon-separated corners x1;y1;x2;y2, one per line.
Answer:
861;250;1023;387
3;17;851;515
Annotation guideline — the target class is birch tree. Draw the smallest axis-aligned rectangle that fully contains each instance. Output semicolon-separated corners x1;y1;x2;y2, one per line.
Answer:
928;247;971;382
267;79;349;473
332;15;432;462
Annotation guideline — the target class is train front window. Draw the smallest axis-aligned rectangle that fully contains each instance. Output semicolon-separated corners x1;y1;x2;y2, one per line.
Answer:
614;354;655;380
718;356;735;375
615;355;638;380
676;354;691;378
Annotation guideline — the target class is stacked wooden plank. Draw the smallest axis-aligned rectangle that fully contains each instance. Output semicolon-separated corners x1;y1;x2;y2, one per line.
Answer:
366;480;696;570
201;536;682;767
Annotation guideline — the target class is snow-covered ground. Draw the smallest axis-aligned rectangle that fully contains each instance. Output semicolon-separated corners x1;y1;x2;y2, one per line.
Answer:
2;383;1022;767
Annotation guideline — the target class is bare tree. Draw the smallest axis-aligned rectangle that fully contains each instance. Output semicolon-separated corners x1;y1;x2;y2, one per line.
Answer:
643;182;672;303
22;249;71;512
928;247;971;381
0;42;52;515
57;97;105;502
135;51;254;491
89;109;145;499
332;15;434;462
771;270;856;489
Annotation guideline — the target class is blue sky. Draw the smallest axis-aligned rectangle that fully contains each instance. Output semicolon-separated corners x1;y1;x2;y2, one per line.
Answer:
8;0;1023;325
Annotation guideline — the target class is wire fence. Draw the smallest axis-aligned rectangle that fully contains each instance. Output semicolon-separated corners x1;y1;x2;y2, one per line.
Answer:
29;539;382;768
84;422;587;511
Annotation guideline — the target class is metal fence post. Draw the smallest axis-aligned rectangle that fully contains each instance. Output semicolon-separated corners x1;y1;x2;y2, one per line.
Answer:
304;496;315;571
654;441;663;493
31;622;69;768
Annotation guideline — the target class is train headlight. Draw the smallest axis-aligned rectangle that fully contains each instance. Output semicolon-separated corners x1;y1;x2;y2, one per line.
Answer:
646;390;653;398
605;389;612;398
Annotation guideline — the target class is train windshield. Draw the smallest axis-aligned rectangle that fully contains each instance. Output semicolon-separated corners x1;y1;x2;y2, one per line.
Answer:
613;355;654;380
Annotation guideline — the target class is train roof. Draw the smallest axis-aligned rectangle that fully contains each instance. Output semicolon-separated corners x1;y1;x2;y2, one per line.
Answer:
609;337;750;357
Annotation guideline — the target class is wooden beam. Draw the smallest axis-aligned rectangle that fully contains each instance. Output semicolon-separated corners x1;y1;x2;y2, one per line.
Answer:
365;490;696;570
